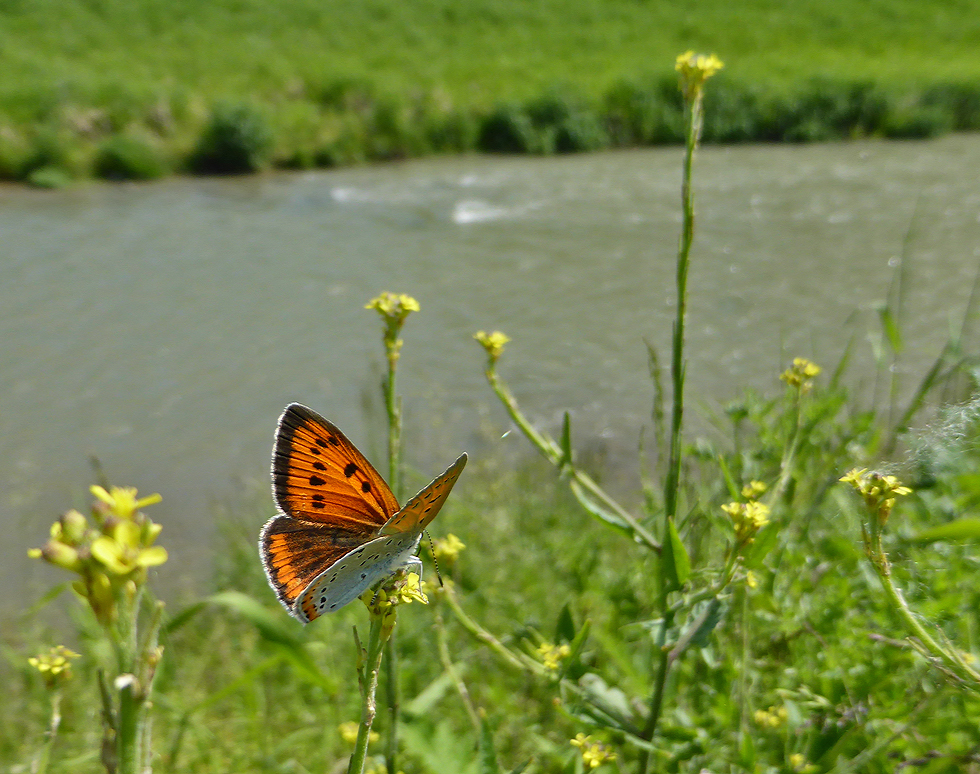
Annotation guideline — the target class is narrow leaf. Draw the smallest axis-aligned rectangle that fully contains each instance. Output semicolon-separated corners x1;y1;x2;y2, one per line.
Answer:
662;517;691;590
478;715;502;774
559;411;573;468
913;518;980;543
555;603;576;644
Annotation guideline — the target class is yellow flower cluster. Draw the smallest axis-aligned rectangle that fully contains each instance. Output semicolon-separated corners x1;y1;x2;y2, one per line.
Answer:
780;358;821;392
536;641;572;672
839;468;912;525
721;500;770;547
431;533;466;568
364;292;420;323
361;571;428;637
29;486;166;625
753;705;787;729
474;330;510;365
741;480;767;500
365;292;420;360
570;734;616;769
675;50;724;102
28;645;80;689
789;752;818;773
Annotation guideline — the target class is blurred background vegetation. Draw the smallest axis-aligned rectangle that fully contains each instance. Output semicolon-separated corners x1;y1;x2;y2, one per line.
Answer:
2;0;980;184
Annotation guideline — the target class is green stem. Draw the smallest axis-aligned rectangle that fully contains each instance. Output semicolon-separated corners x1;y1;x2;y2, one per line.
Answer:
485;367;660;552
639;83;703;774
869;536;980;689
382;333;402;774
435;608;481;733
34;690;62;774
348;617;387;774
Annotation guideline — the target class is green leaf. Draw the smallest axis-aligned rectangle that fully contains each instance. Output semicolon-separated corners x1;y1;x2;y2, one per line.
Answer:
559;411;573;468
684;598;726;649
559;619;591;681
405;670;460;717
912;518;980;543
662;517;691;590
478;715;502;774
555;603;576;644
568;480;631;535
877;303;902;353
743;521;779;569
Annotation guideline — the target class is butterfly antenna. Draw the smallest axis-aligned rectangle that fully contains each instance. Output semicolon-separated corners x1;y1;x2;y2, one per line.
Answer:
425;530;444;587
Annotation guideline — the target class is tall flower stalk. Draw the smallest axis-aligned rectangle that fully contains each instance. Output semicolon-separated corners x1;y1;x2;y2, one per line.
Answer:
363;291;420;774
638;51;722;774
29;485;167;774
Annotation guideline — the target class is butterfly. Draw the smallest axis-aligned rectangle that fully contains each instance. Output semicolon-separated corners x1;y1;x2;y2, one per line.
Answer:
260;403;467;622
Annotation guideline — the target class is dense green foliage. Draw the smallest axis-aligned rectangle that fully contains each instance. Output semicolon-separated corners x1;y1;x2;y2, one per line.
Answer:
2;0;980;183
5;354;980;772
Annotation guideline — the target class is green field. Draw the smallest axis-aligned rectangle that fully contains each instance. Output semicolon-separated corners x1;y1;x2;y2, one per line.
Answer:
2;0;980;183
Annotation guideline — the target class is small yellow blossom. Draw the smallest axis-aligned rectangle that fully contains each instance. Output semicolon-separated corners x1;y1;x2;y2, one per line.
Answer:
29;646;80;688
390;572;427;606
570;733;616;769
753;705;787;729
741;480;767;500
788;753;817;773
536;642;572;672
474;330;510;365
431;533;466;567
839;468;911;525
366;292;419;360
338;721;378;745
745;570;758;589
364;292;420;322
90;485;161;520
675;51;724;102
361;571;427;635
722;500;770;546
780;358;821;392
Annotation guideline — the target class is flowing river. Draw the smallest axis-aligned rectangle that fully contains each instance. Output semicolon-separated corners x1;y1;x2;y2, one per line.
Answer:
3;134;980;607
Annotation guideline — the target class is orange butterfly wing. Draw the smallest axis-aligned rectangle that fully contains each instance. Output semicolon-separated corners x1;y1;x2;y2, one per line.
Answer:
262;403;400;612
261;514;365;611
272;403;399;528
380;453;467;534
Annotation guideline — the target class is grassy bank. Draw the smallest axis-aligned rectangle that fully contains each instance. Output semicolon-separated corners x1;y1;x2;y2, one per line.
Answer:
2;0;980;184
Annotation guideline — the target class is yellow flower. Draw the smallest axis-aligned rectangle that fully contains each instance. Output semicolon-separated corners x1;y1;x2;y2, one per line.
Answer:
432;533;466;567
365;292;420;322
722;500;770;546
675;50;724;101
390;572;427;606
474;330;510;364
536;642;572;672
741;480;767;500
570;733;616;769
29;645;80;688
745;570;758;589
839;468;911;525
90;485;162;520
91;519;168;577
780;358;821;392
753;705;787;729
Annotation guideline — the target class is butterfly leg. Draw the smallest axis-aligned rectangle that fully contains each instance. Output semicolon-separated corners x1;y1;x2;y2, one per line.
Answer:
403;555;423;582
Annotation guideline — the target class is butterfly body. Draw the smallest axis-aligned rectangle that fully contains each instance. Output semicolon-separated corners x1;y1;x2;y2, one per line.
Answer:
260;403;466;623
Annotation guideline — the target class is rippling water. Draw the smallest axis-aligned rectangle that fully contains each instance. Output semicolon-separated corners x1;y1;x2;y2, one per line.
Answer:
3;135;980;605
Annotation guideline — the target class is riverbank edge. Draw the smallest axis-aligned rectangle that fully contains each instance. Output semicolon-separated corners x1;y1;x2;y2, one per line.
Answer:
3;74;979;188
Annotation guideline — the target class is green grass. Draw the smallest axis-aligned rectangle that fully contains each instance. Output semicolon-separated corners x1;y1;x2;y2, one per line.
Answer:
7;390;980;772
2;0;980;182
